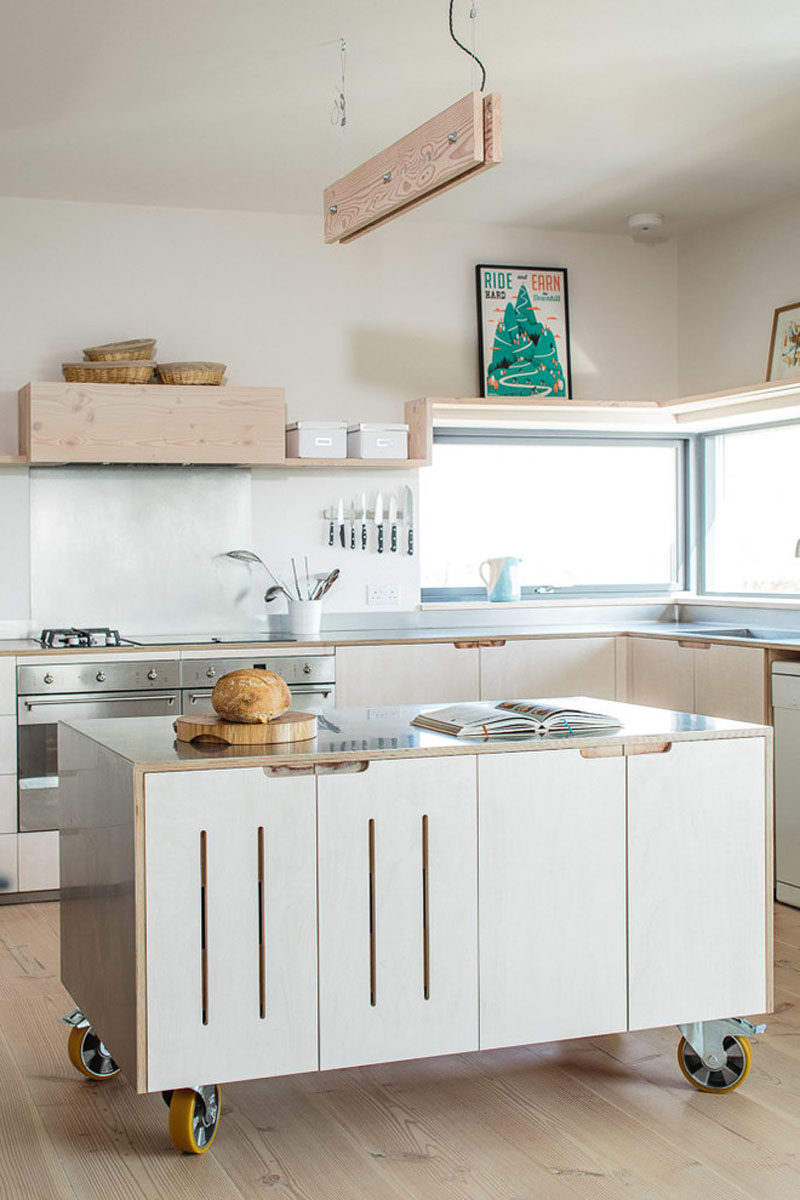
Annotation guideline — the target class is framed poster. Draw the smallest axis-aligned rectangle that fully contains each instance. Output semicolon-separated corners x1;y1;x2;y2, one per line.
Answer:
767;301;800;380
476;264;571;398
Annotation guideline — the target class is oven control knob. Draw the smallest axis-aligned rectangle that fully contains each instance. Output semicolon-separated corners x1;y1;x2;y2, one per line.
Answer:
303;664;312;675
43;672;54;684
147;669;158;681
205;668;216;679
96;671;106;682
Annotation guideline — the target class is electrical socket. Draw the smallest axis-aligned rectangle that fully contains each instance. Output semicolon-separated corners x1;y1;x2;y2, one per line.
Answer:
367;583;401;606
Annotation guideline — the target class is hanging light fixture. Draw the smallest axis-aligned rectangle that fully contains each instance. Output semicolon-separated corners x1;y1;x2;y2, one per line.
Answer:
323;1;502;245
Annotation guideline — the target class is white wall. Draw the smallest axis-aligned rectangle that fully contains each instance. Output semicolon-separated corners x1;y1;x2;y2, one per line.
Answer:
0;195;679;627
677;192;800;394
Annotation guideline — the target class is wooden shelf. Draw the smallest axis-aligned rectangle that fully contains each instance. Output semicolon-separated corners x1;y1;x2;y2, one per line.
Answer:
281;458;427;469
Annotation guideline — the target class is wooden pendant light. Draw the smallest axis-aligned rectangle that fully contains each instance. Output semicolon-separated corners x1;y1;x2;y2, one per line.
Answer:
323;90;502;245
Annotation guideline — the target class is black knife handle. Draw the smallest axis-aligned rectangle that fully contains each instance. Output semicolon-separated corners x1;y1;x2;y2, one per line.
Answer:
328;521;334;546
339;525;346;548
377;524;384;553
390;524;397;552
350;524;355;549
361;523;367;550
407;528;414;555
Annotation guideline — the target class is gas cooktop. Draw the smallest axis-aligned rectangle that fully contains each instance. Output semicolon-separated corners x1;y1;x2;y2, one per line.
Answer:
122;632;295;645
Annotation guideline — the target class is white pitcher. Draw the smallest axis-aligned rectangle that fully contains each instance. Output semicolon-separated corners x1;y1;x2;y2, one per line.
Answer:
479;556;522;602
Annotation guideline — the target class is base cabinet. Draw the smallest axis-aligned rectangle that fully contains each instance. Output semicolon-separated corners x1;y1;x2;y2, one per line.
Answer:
478;750;627;1048
627;637;766;724
317;756;478;1068
335;642;480;707
627;737;768;1029
479;637;618;703
144;768;318;1091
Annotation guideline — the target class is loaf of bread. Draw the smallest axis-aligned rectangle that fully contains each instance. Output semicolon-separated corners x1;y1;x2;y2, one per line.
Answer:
211;669;291;723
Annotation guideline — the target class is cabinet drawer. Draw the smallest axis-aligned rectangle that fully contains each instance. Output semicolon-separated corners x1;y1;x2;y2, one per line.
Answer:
0;775;16;834
18;830;59;891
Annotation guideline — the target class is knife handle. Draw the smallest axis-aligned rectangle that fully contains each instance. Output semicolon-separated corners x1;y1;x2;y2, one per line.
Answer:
350;524;355;549
328;520;334;547
339;526;346;548
390;524;397;552
377;524;384;553
361;522;367;550
407;528;414;556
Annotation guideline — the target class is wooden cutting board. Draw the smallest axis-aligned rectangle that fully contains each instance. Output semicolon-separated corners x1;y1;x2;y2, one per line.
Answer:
174;711;317;745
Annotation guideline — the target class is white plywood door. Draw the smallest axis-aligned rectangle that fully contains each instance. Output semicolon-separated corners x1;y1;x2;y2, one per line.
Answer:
693;642;766;724
335;643;480;707
627;737;768;1031
478;749;627;1049
144;767;317;1092
318;756;478;1069
626;637;694;711
479;637;617;703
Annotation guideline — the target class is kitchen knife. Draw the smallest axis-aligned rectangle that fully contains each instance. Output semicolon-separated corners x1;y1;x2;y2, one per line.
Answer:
349;499;356;549
359;492;368;550
375;491;384;553
404;484;414;555
389;493;398;552
328;501;335;547
337;497;345;548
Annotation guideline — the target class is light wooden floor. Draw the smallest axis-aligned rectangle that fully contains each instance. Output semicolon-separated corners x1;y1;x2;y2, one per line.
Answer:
2;902;800;1200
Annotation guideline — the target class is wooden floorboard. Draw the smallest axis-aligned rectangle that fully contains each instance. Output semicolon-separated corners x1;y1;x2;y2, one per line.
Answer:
3;899;800;1198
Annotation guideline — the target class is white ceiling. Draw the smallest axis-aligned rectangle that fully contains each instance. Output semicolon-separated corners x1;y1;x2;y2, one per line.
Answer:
2;0;800;236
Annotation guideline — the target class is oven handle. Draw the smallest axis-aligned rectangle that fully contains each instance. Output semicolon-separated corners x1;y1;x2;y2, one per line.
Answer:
22;692;177;710
185;687;334;703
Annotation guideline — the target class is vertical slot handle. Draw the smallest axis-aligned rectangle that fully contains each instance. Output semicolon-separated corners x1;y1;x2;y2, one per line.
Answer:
200;830;209;1025
422;813;430;1000
368;818;377;1007
258;826;266;1019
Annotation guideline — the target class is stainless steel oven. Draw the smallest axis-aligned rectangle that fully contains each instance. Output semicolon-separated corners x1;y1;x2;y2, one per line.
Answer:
17;660;180;832
180;654;336;715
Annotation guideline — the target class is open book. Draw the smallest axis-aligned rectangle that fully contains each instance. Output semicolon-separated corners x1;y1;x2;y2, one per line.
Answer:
411;700;622;738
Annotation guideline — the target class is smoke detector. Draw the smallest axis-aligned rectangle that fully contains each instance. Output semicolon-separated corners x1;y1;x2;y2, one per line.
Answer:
627;212;664;236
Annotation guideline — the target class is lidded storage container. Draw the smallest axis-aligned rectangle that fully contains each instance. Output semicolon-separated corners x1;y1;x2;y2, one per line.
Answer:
286;421;347;459
347;423;409;459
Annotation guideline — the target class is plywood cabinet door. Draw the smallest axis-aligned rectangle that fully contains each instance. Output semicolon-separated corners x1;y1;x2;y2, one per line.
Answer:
627;637;694;712
144;767;318;1091
478;749;627;1049
317;755;478;1069
479;637;617;703
693;642;765;724
335;642;480;707
627;737;768;1031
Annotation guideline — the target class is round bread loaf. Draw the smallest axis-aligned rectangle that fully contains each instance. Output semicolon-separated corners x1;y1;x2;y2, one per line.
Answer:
211;669;291;724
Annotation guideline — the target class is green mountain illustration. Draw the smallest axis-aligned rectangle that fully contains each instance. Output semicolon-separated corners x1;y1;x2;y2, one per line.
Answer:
485;284;567;397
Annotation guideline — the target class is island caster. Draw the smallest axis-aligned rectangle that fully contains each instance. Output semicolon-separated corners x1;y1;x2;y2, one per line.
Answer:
676;1016;765;1093
165;1084;222;1154
62;1008;120;1080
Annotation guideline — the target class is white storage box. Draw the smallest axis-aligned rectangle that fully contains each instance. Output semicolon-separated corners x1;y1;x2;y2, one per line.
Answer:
347;423;409;459
286;422;347;459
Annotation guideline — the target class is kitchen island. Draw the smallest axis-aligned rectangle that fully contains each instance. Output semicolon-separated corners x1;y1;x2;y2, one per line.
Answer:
58;698;772;1153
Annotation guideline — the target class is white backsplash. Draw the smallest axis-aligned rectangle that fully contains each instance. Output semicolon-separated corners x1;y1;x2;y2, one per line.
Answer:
29;467;253;633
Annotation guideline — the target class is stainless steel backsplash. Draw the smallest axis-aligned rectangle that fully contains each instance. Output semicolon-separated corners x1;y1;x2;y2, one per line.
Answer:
29;467;253;632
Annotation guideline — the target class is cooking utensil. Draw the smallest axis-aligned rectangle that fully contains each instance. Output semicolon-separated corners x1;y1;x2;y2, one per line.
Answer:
349;499;356;549
291;557;302;599
404;485;414;555
389;493;398;552
328;502;335;547
337;497;345;548
359;492;368;550
317;567;340;597
375;491;384;553
224;550;292;598
264;585;284;603
304;555;311;599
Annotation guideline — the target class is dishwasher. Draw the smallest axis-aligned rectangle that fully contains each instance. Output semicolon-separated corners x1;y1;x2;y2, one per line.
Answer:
771;661;800;906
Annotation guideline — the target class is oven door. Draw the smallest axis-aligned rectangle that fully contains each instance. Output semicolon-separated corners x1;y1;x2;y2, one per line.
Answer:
17;690;179;832
181;682;336;716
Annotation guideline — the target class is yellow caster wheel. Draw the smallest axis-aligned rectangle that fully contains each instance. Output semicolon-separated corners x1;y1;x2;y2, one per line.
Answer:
677;1034;751;1092
67;1024;121;1080
168;1085;222;1154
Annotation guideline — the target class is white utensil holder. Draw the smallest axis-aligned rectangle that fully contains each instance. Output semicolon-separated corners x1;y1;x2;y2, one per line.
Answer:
287;599;322;637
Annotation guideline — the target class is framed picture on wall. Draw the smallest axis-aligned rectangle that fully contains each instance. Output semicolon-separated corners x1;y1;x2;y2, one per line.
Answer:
767;301;800;380
476;264;571;399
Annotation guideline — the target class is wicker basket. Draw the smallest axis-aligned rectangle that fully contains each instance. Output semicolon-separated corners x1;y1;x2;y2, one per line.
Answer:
62;360;156;384
156;361;226;385
82;339;156;362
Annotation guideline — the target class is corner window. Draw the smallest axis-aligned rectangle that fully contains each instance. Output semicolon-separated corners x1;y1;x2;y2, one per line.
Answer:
420;430;686;599
701;422;800;595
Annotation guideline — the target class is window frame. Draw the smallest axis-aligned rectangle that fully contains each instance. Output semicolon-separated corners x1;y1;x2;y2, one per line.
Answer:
420;427;691;602
698;417;800;600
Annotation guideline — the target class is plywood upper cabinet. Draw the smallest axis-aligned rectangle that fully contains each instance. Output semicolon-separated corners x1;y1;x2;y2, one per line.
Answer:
19;382;286;465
